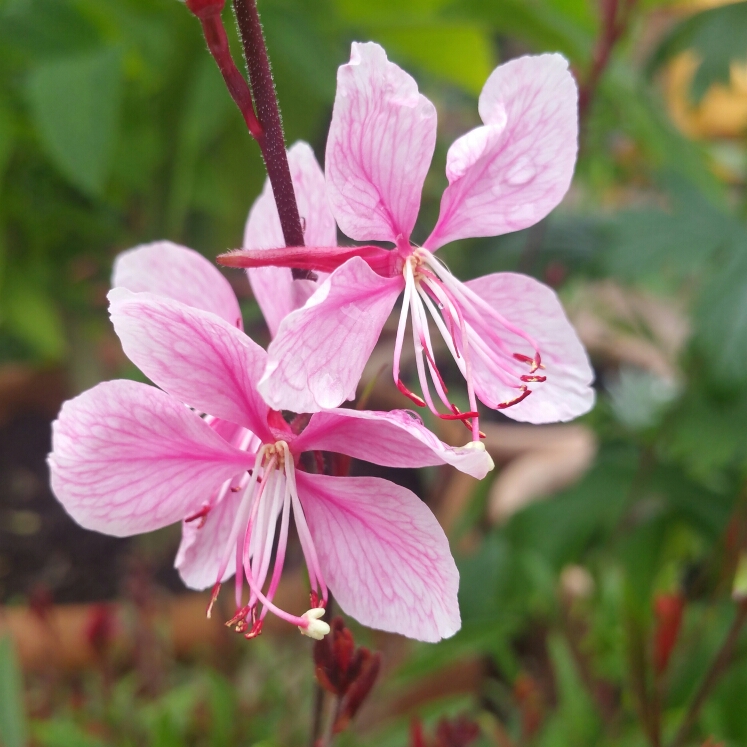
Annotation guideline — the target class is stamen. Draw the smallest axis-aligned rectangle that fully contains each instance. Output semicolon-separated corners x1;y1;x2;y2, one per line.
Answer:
286;456;328;605
496;385;532;409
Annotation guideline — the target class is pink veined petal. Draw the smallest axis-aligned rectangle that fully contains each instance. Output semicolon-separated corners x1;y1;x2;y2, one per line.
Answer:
112;241;243;328
426;54;578;250
108;288;273;441
465;272;595;423
48;380;254;537
325;42;437;242
259;257;402;412
244;141;335;337
175;485;244;590
294;408;493;480
296;471;460;642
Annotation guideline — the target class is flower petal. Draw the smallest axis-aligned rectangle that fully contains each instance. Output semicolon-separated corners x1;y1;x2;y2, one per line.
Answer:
325;42;437;242
48;380;253;537
297;471;460;642
109;288;272;441
244;142;335;337
426;54;578;250
175;486;243;590
112;241;242;327
295;408;493;479
259;257;402;412
465;272;595;423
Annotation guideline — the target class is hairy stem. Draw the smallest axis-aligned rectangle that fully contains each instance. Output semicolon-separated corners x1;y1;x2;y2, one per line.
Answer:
193;9;263;139
231;0;311;280
668;600;747;747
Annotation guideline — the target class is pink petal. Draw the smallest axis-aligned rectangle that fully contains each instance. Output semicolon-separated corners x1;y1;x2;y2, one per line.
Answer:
48;380;253;537
465;272;594;423
108;288;272;441
259;257;402;412
175;486;243;590
296;471;460;642
325;42;437;242
426;54;578;250
294;408;492;479
112;241;242;328
244;142;336;336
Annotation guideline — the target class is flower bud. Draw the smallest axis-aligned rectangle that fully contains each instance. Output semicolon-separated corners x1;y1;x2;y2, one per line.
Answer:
184;0;225;19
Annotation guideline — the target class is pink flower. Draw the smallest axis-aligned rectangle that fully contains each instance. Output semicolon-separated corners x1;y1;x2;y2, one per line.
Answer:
48;243;492;642
223;44;595;436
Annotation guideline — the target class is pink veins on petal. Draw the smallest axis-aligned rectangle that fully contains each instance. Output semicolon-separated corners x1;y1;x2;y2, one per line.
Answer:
218;43;594;429
50;242;493;642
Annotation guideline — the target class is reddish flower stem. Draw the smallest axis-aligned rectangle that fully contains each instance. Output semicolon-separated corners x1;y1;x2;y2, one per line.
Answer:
187;2;263;139
578;0;638;122
667;599;747;747
187;0;311;279
231;0;311;279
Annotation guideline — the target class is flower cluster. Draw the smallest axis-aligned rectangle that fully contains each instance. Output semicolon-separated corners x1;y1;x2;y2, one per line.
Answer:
48;42;593;643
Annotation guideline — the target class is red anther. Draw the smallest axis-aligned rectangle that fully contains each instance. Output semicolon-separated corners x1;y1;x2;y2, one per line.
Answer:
230;485;241;492
450;405;485;437
225;604;252;630
521;375;547;383
310;590;320;609
206;582;221;619
244;619;264;639
185;0;225;19
185;504;211;528
513;352;543;373
497;386;532;410
438;411;479;421
397;379;427;407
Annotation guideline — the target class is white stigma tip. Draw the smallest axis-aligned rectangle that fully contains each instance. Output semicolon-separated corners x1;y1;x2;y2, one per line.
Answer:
299;608;330;640
463;440;495;470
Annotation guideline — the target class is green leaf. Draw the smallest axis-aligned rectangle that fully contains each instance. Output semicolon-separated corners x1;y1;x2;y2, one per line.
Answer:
0;0;100;59
647;1;747;101
32;722;106;747
695;242;747;385
26;46;123;196
0;636;27;747
376;24;494;95
2;276;66;361
166;56;234;234
446;0;592;64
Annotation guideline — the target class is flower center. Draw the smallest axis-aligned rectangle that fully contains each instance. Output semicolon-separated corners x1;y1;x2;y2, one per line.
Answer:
201;434;329;640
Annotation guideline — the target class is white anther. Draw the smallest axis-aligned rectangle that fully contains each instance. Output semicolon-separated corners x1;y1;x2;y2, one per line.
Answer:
298;608;330;640
463;440;495;471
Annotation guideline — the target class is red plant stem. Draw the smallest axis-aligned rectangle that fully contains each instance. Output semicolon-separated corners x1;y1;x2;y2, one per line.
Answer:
192;9;263;140
578;0;638;123
667;600;747;747
231;0;310;280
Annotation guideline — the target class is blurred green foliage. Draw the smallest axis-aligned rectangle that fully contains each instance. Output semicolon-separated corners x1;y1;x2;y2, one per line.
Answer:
2;0;747;745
